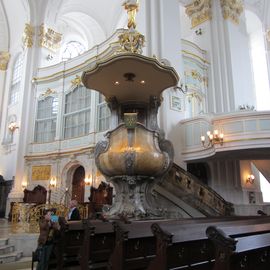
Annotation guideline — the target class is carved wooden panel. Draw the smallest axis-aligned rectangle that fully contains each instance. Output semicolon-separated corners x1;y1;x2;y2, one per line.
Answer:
23;185;47;204
90;182;113;212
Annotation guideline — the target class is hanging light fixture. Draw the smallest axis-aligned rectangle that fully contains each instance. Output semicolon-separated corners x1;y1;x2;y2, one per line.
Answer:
201;130;224;147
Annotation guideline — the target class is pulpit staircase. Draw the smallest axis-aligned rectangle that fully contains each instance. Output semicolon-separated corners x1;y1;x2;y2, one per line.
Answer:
153;163;234;217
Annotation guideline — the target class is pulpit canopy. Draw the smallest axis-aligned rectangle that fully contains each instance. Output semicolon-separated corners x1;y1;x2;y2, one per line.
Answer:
82;53;179;103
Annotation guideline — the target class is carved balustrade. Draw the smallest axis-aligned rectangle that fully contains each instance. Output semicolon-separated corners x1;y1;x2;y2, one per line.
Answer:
167;164;234;216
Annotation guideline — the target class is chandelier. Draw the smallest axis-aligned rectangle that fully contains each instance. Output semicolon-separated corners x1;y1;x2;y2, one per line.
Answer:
201;130;224;147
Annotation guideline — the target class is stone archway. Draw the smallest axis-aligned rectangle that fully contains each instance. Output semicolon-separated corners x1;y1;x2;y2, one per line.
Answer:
71;166;85;203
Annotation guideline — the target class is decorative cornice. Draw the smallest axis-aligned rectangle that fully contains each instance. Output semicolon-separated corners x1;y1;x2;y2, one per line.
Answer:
220;0;243;24
185;0;212;28
22;23;34;48
71;75;82;87
0;51;10;71
39;23;62;52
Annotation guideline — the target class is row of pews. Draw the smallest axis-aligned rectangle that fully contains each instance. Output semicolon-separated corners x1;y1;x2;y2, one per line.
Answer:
49;215;270;270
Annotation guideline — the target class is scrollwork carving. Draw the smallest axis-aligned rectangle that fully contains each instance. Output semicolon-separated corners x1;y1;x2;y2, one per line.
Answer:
206;226;237;252
185;0;212;28
124;151;136;174
39;23;62;52
151;223;173;243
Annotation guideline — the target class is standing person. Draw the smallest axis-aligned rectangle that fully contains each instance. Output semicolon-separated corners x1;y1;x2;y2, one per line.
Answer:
67;199;81;220
36;210;59;270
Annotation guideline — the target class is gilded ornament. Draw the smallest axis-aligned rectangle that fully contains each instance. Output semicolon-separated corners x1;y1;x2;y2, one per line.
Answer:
39;23;62;52
0;51;10;70
32;165;51;181
122;0;140;29
71;75;82;87
124;113;138;129
40;88;56;98
185;0;212;28
118;29;145;54
119;0;145;54
22;23;34;48
11;203;88;233
220;0;243;24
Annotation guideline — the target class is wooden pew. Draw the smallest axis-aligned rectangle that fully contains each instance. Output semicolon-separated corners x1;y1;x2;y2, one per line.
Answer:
207;225;270;270
108;220;159;270
52;216;270;269
52;219;115;270
147;216;270;270
87;219;115;269
53;218;91;270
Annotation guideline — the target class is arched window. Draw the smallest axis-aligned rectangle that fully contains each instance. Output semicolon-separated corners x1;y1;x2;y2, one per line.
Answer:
34;96;58;143
61;41;86;61
63;85;91;139
97;93;111;132
246;11;270;110
9;53;23;105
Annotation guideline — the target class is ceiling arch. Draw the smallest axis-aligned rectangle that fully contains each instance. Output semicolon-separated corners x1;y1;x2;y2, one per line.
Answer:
58;11;106;50
55;0;124;38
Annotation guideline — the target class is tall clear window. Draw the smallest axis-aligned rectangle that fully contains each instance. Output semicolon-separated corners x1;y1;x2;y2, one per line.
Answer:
62;41;86;61
246;10;270;110
97;94;110;132
9;53;23;105
63;86;91;139
34;96;58;143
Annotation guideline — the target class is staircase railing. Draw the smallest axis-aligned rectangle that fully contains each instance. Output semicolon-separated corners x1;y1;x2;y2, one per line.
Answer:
160;163;234;216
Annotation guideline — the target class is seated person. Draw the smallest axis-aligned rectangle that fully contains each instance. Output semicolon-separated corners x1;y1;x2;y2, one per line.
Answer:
67;199;81;221
36;209;60;270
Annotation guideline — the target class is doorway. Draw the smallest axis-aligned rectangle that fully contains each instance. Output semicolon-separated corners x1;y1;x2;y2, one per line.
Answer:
71;166;85;203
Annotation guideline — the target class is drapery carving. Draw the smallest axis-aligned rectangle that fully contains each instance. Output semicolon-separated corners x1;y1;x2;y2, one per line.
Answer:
220;0;243;24
185;0;212;28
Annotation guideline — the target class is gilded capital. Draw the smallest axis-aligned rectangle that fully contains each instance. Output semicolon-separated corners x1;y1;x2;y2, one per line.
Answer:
0;51;10;71
185;0;212;28
22;23;34;48
39;23;62;52
220;0;243;24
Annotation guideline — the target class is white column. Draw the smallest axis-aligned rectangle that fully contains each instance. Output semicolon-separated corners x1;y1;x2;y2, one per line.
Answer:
143;0;185;166
208;0;255;113
0;71;6;124
262;0;270;94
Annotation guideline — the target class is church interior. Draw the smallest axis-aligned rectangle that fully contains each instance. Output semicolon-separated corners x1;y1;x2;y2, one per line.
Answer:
0;0;270;269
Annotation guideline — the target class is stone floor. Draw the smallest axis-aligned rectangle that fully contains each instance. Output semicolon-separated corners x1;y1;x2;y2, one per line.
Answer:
0;218;39;268
0;256;33;270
